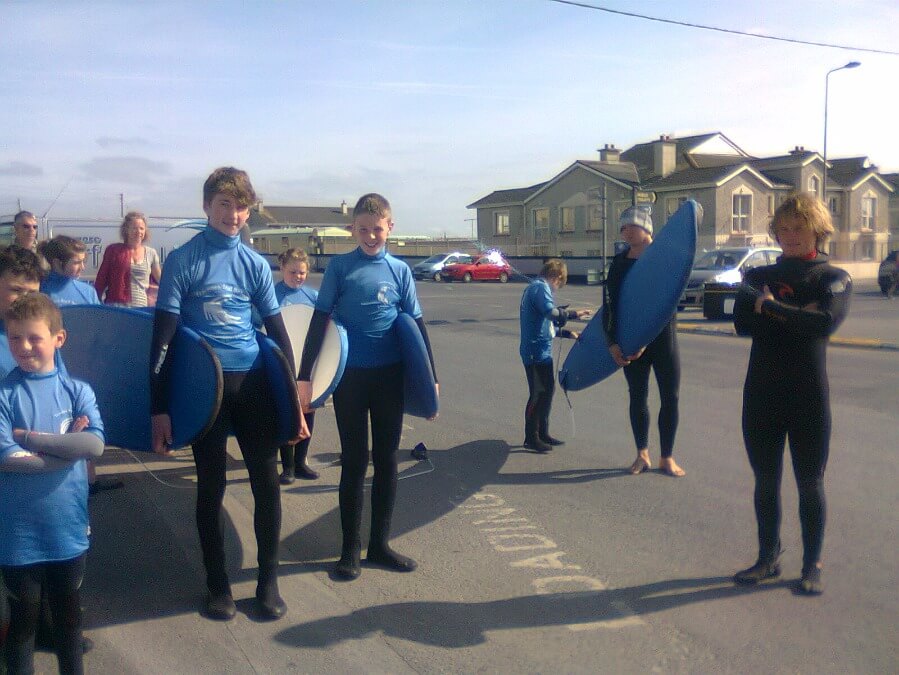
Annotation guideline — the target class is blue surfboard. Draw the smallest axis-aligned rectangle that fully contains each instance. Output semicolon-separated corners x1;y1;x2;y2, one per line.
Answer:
559;200;699;391
256;333;302;446
59;305;223;451
394;313;438;418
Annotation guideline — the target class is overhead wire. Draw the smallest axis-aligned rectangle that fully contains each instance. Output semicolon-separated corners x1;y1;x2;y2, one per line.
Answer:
547;0;899;56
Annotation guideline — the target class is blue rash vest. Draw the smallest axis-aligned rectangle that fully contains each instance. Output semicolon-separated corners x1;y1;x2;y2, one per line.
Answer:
276;281;318;308
0;368;105;566
315;247;421;368
0;325;16;380
40;271;101;307
156;226;280;372
519;277;558;366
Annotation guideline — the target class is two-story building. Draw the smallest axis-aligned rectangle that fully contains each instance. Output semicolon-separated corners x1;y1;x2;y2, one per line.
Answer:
468;132;894;261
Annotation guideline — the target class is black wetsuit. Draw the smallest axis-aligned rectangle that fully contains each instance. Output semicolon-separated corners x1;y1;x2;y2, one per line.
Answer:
604;252;680;457
734;254;851;569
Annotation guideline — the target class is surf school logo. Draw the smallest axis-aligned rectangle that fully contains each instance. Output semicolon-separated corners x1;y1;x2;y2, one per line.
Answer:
377;282;392;305
203;300;241;325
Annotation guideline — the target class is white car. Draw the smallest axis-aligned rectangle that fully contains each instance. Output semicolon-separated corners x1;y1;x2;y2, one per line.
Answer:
679;246;782;312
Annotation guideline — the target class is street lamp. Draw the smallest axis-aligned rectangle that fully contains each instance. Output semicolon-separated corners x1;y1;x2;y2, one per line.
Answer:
822;61;861;207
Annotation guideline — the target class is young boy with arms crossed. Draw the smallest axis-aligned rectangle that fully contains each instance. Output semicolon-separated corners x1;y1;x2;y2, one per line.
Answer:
519;259;589;453
0;293;105;675
275;248;320;483
150;167;305;621
298;194;437;581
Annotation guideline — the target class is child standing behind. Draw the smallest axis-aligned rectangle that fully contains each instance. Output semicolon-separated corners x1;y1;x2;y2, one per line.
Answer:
298;193;437;581
519;259;589;453
276;248;320;483
0;247;45;379
38;237;101;307
0;293;105;674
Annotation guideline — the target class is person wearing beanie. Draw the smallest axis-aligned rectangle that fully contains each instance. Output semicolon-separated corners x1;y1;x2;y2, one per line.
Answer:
602;204;685;477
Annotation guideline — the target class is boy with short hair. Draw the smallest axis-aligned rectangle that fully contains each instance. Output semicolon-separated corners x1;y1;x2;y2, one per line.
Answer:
0;293;105;674
150;167;304;621
298;193;438;581
0;246;46;378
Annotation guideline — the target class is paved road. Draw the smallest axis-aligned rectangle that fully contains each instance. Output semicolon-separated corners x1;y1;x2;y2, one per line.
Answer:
36;278;897;673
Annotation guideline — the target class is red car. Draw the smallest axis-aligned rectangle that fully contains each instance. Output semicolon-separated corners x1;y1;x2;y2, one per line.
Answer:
441;255;511;283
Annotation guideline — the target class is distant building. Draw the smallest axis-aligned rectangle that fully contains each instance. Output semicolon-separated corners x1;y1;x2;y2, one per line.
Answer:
468;132;894;261
248;200;352;233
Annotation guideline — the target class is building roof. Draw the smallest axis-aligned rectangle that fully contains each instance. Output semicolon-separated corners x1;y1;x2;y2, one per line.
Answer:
253;205;352;228
643;163;778;191
620;132;750;180
575;160;641;184
466;182;549;208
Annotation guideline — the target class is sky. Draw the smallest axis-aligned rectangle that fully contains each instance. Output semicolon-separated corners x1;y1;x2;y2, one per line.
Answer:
1;0;897;236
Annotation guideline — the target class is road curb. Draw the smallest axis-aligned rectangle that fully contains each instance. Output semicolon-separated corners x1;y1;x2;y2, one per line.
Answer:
677;323;899;352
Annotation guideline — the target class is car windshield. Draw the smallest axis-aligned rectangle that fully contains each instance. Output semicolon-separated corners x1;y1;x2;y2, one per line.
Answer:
421;254;446;264
693;250;744;270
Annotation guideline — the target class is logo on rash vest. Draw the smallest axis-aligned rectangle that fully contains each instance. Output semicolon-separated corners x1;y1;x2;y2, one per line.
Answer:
203;300;241;324
377;282;392;305
772;282;794;301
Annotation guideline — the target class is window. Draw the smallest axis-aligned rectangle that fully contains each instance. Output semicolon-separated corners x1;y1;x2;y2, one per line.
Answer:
494;212;510;235
861;196;876;230
587;205;602;231
560;250;573;257
560;207;575;232
861;239;874;259
828;195;841;216
732;193;752;232
767;195;775;216
280;236;289;249
808;175;820;198
533;208;549;241
666;196;687;217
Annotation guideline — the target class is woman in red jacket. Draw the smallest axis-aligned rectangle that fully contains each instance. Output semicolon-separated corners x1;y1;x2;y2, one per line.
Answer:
95;211;162;307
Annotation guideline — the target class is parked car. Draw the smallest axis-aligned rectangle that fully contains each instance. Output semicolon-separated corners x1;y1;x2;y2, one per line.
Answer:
441;255;512;283
878;250;898;296
412;252;473;281
679;246;782;311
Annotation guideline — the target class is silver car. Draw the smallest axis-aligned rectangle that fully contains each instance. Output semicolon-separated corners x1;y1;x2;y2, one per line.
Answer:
412;252;473;281
679;246;782;311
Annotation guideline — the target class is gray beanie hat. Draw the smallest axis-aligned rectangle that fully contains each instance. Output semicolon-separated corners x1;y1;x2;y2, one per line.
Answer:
619;204;653;235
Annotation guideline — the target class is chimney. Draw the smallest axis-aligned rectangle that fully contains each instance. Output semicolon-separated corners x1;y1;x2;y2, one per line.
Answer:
653;134;676;178
599;143;620;163
789;146;806;155
340;200;348;215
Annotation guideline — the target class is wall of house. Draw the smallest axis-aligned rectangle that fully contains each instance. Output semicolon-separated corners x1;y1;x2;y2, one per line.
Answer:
835;180;892;260
477;204;525;251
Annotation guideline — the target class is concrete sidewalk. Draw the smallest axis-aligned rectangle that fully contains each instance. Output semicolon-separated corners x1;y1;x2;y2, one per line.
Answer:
33;445;415;675
677;321;899;352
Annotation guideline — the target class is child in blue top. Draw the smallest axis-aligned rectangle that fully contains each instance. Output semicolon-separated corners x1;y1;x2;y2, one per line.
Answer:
0;247;45;379
275;248;321;483
150;167;303;622
299;193;437;581
38;236;101;307
0;293;105;674
519;259;589;453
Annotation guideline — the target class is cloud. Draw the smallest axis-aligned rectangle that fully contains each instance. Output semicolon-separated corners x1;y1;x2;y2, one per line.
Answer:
96;136;151;149
0;161;43;177
79;157;171;185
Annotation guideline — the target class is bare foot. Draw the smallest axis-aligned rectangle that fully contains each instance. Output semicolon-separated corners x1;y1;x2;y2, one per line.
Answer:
659;457;686;477
629;450;651;475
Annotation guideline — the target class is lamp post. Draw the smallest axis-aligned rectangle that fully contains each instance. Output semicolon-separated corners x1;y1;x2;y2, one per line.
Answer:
822;61;861;207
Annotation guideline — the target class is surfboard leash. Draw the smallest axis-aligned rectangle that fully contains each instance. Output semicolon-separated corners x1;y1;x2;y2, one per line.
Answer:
556;339;577;441
117;446;197;490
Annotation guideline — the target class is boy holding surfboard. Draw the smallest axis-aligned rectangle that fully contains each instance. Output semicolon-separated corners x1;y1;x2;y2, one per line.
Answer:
298;193;437;581
150;167;305;621
519;259;589;453
0;293;105;674
275;248;319;483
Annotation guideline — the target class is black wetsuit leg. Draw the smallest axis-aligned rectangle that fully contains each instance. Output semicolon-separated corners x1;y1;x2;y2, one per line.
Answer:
523;362;554;443
622;354;651;451
651;326;680;458
4;555;85;675
742;390;787;562
332;364;404;559
192;370;281;595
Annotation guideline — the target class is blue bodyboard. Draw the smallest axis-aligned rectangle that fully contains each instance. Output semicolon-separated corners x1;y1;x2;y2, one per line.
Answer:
559;200;699;391
256;333;301;446
394;313;438;418
59;305;223;451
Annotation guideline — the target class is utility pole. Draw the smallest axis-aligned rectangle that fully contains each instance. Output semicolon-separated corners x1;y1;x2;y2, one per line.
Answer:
119;193;125;217
464;217;476;240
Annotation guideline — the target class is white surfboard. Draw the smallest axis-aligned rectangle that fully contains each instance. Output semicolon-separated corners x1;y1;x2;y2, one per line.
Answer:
279;303;348;408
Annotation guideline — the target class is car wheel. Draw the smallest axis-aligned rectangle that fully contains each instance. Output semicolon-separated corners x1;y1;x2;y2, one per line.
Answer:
498;272;508;283
463;272;472;283
433;272;442;282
